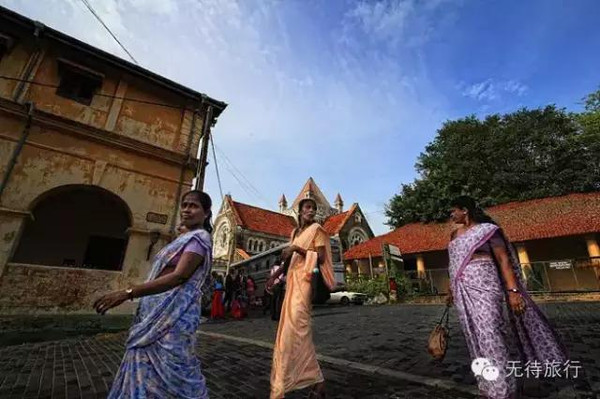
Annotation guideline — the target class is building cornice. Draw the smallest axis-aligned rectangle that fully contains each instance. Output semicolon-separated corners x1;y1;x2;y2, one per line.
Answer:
0;98;198;170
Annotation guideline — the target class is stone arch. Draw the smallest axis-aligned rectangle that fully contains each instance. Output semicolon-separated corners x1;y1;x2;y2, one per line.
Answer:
214;220;231;256
11;184;132;270
348;227;368;248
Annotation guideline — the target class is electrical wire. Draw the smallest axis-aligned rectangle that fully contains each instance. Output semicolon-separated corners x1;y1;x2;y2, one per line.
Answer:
79;0;139;64
213;143;271;205
209;133;224;202
0;76;190;110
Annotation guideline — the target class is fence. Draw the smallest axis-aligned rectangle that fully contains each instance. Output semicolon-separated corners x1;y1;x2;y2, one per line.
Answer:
401;257;600;295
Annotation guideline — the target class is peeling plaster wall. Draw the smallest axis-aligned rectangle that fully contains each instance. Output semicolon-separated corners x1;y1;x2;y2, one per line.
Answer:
24;51;114;129
0;37;205;155
0;113;190;312
0;32;208;314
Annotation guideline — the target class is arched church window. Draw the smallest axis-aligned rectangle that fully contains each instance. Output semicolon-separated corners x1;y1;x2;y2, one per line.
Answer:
217;224;229;249
350;232;366;247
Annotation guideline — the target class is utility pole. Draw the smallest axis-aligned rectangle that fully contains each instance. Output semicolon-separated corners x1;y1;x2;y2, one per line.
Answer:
195;105;213;191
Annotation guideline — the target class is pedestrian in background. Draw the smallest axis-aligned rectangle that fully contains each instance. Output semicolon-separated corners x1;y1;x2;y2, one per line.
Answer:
246;275;256;307
224;272;234;312
268;259;286;321
211;274;225;319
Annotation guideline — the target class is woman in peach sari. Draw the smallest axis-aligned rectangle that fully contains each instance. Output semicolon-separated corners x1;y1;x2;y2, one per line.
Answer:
267;198;336;399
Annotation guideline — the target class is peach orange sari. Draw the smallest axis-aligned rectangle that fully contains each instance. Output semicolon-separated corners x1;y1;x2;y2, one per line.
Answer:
270;223;336;398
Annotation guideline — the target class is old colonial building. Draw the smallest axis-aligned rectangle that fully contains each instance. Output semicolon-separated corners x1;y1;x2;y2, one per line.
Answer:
0;6;226;314
344;192;600;294
213;177;374;274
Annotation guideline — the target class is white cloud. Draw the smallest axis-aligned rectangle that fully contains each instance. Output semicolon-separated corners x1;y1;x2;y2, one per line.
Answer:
0;0;453;235
343;0;456;48
502;80;528;96
460;79;528;102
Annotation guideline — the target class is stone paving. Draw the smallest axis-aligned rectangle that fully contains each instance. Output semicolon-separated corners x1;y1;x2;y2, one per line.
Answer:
203;302;600;398
0;302;598;398
0;331;473;399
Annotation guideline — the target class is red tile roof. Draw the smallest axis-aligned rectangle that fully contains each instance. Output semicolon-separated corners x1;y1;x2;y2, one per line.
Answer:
344;192;600;260
323;204;357;235
231;200;297;238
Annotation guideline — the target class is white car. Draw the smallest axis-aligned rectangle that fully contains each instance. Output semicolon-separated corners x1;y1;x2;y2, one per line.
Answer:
327;291;367;306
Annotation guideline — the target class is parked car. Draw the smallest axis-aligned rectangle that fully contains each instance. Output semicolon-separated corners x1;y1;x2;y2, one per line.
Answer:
327;291;367;306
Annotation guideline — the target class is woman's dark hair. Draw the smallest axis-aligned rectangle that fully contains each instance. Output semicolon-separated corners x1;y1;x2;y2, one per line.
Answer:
297;198;317;227
450;195;497;225
182;190;213;233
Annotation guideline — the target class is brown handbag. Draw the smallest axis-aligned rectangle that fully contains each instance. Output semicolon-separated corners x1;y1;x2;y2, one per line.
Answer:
427;305;450;360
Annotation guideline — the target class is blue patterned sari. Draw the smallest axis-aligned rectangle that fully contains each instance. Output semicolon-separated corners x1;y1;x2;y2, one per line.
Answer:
108;229;212;399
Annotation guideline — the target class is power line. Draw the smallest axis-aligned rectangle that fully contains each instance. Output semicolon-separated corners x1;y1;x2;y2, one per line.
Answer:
209;133;224;202
79;0;139;64
215;145;269;203
217;153;270;208
220;161;263;205
0;76;189;110
213;144;271;206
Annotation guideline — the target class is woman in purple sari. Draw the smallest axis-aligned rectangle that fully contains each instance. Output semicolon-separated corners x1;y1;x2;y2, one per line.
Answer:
94;190;213;398
446;196;567;399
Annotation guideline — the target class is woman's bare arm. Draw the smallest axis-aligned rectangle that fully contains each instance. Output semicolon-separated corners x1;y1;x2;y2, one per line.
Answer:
94;252;204;314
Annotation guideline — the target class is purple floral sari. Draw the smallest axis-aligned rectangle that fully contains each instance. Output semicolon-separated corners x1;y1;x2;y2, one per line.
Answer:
108;229;212;399
448;223;567;399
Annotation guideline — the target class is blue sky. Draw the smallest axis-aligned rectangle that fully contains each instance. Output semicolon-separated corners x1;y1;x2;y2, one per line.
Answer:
2;0;599;234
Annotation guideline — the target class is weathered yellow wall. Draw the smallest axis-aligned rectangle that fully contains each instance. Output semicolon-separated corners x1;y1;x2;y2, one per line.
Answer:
25;50;115;129
0;38;205;155
0;33;207;314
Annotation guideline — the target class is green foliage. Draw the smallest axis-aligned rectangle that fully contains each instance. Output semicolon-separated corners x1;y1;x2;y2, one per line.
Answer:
386;87;600;227
345;275;388;298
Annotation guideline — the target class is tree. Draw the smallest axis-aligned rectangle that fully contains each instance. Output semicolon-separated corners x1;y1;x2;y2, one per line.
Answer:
576;87;600;187
386;91;600;228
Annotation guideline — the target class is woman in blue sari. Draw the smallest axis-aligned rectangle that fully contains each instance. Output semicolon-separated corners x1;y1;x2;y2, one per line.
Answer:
94;190;214;398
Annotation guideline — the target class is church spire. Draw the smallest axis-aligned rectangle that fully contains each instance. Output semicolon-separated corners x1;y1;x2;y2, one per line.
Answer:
279;194;288;212
334;193;344;213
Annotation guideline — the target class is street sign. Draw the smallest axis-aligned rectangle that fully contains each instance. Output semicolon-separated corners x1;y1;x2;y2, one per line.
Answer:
388;244;403;263
549;260;572;270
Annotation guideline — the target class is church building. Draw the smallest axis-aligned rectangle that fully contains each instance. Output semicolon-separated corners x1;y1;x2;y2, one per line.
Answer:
211;177;375;273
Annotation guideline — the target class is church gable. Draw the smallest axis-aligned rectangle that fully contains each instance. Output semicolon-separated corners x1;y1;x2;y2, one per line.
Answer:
291;177;333;212
323;205;355;235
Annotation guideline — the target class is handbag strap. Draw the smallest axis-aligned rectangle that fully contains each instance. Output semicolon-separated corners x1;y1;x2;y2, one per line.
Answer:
439;305;450;327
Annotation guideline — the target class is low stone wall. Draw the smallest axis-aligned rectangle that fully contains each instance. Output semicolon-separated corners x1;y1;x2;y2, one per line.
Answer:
0;263;135;314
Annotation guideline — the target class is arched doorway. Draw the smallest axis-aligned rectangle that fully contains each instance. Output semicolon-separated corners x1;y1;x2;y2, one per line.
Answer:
12;185;132;270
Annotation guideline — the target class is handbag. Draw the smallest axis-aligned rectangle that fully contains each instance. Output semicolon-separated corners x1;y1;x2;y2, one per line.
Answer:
427;305;450;360
311;264;331;304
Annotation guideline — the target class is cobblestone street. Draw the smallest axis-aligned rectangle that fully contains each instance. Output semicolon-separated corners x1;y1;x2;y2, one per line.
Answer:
203;302;600;398
0;302;598;398
0;331;473;399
